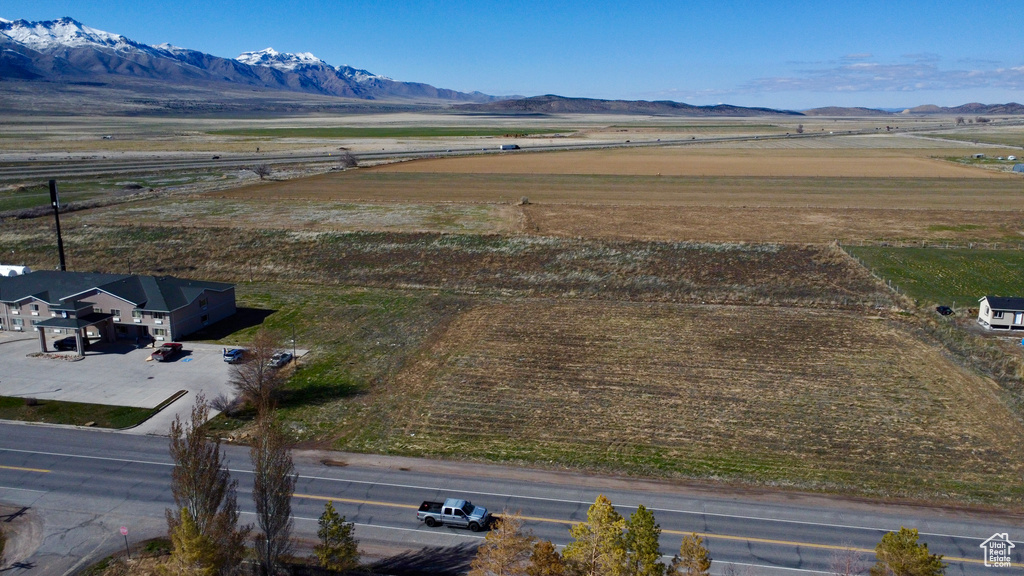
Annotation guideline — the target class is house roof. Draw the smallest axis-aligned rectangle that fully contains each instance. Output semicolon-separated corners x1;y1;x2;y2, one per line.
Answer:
981;295;1024;310
0;271;233;313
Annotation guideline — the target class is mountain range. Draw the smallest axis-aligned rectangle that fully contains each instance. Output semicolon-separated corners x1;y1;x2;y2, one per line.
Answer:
0;16;497;103
455;95;803;116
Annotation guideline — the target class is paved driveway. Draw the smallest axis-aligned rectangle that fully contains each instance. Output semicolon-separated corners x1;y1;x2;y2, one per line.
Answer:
0;333;234;435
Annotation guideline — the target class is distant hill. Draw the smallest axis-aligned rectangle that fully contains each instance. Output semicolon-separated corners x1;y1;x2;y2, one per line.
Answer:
454;94;803;116
802;106;892;117
901;102;1024;115
0;16;499;104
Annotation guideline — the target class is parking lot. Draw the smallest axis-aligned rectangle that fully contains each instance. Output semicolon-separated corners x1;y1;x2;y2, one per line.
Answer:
0;333;234;435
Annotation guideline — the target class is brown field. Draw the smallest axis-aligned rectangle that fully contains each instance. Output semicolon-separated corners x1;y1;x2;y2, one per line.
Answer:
211;144;1024;243
364;300;1024;501
522;206;1024;244
376;146;1009;178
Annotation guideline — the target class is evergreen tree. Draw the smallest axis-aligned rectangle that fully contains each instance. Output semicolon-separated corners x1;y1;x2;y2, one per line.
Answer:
162;508;217;576
563;495;627;576
669;533;711;576
314;501;360;572
870;527;945;576
624;505;664;576
528;540;569;576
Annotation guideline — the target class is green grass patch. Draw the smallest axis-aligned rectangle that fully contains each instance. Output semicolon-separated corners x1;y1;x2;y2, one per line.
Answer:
844;245;1024;304
931;133;1024;147
0;396;155;429
926;224;985;232
207;127;569;138
208;283;470;443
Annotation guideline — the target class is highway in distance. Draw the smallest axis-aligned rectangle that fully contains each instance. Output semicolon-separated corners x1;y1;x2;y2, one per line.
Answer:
0;422;1020;575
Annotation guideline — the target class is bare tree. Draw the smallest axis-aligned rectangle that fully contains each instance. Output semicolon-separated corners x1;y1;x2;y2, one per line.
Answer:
796;124;805;134
469;512;535;576
251;416;297;576
830;546;867;576
251;163;273;180
167;394;250;575
229;329;285;414
337;151;358;168
955;116;966;126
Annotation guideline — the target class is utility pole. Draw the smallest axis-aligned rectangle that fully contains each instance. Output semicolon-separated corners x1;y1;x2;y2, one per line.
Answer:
49;180;67;271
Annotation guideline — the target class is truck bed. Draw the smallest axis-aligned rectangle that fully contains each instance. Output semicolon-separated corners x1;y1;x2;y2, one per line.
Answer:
418;501;443;513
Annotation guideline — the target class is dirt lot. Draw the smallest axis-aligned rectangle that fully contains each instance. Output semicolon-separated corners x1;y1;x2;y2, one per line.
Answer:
360;300;1024;502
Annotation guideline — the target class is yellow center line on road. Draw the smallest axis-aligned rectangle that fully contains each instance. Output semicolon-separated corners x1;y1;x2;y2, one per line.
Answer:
0;464;50;473
294;494;985;566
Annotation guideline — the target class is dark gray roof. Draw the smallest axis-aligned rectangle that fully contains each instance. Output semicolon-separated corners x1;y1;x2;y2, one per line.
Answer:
982;295;1024;310
0;271;233;312
0;271;129;304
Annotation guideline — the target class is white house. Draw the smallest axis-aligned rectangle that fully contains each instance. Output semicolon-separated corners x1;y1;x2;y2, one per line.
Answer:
977;296;1024;330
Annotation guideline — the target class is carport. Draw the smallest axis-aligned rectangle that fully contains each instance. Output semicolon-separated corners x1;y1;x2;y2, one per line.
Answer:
34;312;115;354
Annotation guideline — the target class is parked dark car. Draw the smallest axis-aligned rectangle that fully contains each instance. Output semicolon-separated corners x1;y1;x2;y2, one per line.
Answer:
935;306;954;316
53;336;79;351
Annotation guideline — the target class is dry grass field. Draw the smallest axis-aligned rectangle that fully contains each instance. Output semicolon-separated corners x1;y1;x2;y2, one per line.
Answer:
5;117;1024;505
1;224;891;308
360;300;1024;502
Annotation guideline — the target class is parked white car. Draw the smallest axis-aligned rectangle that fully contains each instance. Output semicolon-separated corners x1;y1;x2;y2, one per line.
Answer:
267;351;293;368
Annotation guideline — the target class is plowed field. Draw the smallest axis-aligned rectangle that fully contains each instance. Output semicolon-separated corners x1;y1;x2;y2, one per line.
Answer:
367;301;1024;502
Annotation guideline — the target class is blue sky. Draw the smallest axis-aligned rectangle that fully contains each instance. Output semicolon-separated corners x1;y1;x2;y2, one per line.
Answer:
4;1;1023;109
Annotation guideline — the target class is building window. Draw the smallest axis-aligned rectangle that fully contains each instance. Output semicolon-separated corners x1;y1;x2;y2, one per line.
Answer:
199;296;208;310
12;318;23;327
110;308;120;317
994;311;1004;319
31;304;39;311
200;314;209;324
153;328;167;336
132;309;143;319
153;312;165;320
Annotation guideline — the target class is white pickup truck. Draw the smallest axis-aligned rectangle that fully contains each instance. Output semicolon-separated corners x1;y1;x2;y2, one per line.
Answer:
417;498;493;532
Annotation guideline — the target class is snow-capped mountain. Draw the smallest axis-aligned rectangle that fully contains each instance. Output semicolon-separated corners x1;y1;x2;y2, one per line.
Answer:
238;47;391;83
2;16;141;51
0;16;497;103
237;48;329;71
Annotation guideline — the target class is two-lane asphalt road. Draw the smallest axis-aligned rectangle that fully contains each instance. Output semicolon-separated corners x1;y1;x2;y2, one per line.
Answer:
0;422;1019;575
